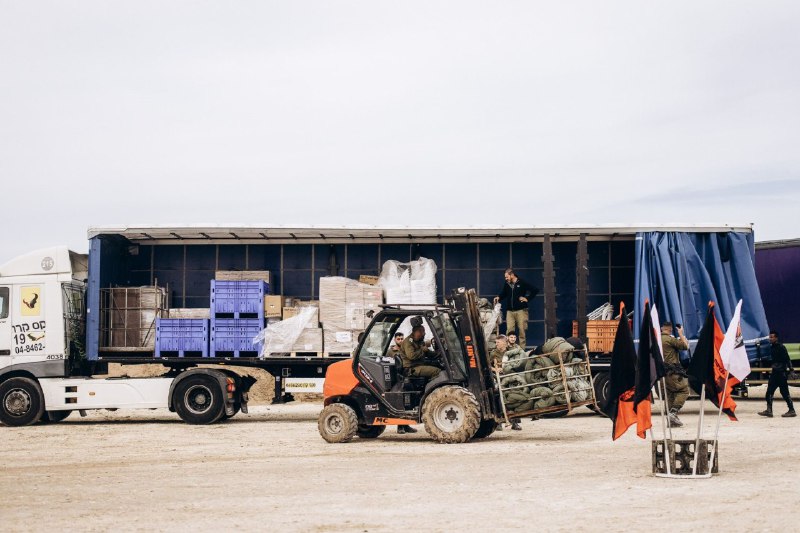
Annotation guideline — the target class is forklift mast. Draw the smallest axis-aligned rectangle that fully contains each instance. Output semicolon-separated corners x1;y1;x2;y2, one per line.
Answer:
448;288;501;419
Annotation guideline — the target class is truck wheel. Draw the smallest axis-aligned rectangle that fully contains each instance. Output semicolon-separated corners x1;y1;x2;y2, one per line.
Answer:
592;372;610;416
173;375;225;425
318;404;358;443
472;419;498;439
356;424;385;439
422;386;481;444
0;377;45;427
43;410;71;423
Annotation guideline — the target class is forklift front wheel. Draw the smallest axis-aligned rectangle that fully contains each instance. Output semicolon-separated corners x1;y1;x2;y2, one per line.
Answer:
422;386;481;444
318;403;358;443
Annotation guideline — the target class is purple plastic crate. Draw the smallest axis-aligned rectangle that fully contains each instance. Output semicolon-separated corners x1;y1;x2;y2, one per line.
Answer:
210;280;270;319
155;318;209;357
210;318;263;357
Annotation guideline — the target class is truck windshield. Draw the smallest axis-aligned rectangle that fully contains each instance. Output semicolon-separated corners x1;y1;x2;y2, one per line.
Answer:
430;314;467;380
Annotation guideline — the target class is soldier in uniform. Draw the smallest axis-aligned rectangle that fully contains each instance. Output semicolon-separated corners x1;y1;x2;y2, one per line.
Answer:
489;335;522;430
400;325;441;379
660;321;690;427
758;330;796;418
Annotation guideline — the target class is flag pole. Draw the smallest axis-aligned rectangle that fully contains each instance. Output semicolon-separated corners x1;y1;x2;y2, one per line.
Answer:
692;383;707;476
707;369;731;475
659;378;674;441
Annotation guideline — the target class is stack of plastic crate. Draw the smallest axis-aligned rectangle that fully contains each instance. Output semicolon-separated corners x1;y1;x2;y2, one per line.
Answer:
209;280;269;357
155;318;209;357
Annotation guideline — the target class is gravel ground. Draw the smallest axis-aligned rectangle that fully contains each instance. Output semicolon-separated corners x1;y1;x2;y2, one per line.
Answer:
1;387;797;532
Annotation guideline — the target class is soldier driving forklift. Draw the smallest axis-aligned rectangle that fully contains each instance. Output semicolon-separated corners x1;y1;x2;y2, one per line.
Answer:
317;288;597;444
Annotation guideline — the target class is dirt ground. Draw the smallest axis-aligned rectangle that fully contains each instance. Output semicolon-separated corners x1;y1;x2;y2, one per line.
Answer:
1;387;798;532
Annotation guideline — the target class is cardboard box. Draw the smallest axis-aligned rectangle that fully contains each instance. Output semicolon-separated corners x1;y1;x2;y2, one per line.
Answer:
283;305;319;328
215;270;271;284
323;328;361;354
264;295;285;318
283;307;300;320
358;275;379;286
292;328;324;352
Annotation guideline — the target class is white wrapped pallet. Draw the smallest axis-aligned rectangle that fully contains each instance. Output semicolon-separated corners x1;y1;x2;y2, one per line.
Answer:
292;328;324;352
378;257;437;305
255;306;318;357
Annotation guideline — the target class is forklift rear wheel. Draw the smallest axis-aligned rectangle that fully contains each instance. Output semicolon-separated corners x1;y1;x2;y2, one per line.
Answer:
173;375;226;425
318;403;358;443
356;424;386;439
472;419;498;439
0;377;45;427
422;386;481;444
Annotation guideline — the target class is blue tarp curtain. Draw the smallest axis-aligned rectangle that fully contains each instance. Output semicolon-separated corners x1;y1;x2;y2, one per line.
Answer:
634;232;770;360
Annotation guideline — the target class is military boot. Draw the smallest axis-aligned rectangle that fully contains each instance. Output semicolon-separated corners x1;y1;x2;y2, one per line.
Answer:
758;408;773;417
402;425;418;433
511;418;522;430
668;408;684;427
782;410;796;418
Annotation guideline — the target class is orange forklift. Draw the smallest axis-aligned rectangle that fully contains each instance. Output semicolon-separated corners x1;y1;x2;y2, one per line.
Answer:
317;288;596;443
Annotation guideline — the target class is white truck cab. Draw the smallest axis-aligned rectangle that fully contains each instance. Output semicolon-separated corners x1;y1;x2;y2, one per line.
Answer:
0;247;244;426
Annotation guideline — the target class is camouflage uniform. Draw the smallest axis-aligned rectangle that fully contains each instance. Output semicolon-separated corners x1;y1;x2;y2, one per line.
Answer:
401;337;441;378
661;334;690;411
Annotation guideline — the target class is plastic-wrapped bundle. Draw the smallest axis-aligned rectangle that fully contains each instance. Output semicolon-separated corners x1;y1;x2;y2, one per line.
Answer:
568;378;591;402
542;337;575;365
552;383;569;404
524;356;552;384
378;257;437;305
504;391;534;412
255;307;318;357
529;386;557;409
501;374;527;390
501;346;527;374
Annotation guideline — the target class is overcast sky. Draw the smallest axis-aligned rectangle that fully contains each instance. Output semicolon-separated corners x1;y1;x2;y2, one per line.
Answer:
1;1;798;263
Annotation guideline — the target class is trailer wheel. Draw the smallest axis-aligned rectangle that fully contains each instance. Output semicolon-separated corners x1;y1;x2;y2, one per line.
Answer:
356;424;386;439
318;403;358;443
422;386;481;444
43;410;71;423
592;372;610;416
472;419;498;439
0;377;45;427
173;375;225;425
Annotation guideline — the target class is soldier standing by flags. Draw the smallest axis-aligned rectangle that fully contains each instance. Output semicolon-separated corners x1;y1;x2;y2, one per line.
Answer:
660;321;690;427
758;331;796;418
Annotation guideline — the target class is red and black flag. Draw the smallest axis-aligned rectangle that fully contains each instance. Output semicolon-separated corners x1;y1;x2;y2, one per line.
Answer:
606;302;652;440
687;303;738;421
633;301;666;410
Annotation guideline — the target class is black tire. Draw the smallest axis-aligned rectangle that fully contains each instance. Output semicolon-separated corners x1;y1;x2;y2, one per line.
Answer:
43;410;72;423
0;377;45;427
318;403;358;443
173;375;226;425
472;419;498;439
356;424;386;439
592;372;610;417
421;386;481;444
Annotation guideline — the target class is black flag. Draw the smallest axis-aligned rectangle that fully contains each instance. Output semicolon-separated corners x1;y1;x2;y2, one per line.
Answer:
633;301;666;410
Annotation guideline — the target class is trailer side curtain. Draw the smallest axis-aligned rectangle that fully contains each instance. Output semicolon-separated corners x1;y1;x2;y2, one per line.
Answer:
634;231;769;359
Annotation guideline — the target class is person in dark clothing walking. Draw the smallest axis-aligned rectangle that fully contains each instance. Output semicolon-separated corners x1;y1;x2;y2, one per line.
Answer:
494;268;539;349
758;330;796;418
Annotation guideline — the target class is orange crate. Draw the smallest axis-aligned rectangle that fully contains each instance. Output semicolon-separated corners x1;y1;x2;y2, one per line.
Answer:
585;320;618;353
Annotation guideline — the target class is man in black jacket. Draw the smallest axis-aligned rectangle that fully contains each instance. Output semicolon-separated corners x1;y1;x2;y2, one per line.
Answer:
758;330;796;418
494;268;539;348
